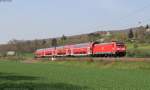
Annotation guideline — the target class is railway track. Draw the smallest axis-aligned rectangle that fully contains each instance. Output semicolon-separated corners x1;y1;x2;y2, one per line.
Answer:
35;57;150;62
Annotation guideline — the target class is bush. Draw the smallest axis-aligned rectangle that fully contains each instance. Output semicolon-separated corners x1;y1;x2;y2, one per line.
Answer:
133;43;138;49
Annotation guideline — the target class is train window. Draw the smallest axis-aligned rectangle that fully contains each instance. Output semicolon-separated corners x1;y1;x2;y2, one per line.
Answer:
117;44;124;47
73;43;90;48
116;41;124;45
116;41;125;47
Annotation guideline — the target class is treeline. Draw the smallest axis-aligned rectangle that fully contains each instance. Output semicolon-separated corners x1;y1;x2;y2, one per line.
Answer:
117;25;150;43
0;35;89;53
0;25;150;54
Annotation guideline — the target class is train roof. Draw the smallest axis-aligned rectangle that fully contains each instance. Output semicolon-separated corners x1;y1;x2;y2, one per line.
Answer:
72;42;93;48
36;47;55;51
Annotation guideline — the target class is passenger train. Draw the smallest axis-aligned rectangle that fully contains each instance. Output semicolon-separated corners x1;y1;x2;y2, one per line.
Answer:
34;41;126;58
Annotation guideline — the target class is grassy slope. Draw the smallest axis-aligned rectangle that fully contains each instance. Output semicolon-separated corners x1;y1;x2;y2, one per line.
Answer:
127;43;150;50
0;61;150;90
126;43;150;57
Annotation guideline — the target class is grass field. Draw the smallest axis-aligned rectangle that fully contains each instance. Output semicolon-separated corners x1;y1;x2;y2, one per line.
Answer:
0;60;150;90
126;43;150;57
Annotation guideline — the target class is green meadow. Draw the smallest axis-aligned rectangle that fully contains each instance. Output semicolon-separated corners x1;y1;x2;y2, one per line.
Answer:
126;43;150;57
0;60;150;90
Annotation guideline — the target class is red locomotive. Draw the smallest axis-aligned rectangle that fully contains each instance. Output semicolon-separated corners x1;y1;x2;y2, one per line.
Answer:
34;41;126;58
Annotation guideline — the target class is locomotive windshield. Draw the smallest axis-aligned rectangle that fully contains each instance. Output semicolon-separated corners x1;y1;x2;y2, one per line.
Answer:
116;42;125;47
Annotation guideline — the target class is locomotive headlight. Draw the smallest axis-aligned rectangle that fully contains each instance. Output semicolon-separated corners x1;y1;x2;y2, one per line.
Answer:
117;48;120;50
112;48;114;50
122;48;125;50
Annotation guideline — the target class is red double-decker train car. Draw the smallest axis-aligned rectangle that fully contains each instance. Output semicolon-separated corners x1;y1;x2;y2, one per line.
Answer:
34;41;126;58
70;43;93;56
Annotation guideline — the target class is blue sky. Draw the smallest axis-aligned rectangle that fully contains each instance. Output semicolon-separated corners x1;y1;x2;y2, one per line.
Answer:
0;0;150;44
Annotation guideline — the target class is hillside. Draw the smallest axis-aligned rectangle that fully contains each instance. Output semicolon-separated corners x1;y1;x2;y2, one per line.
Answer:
0;25;149;54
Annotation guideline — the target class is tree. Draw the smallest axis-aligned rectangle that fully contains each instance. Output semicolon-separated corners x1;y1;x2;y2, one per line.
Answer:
51;38;57;48
145;24;149;29
133;43;138;49
144;32;150;43
115;32;127;42
61;35;67;45
136;26;146;43
42;40;46;45
128;29;134;39
61;35;67;41
88;33;101;42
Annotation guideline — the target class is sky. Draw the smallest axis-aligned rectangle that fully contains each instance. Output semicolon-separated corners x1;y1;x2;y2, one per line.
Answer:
0;0;150;44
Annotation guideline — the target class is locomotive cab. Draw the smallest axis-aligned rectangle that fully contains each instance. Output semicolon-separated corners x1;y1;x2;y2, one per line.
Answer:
115;42;126;57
